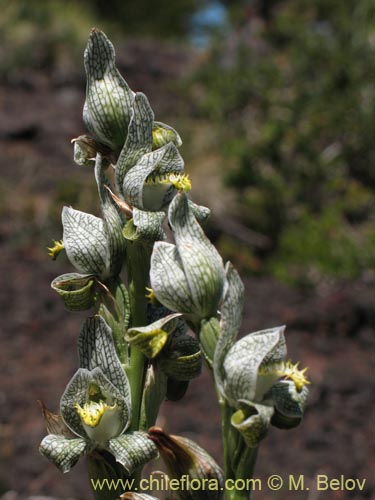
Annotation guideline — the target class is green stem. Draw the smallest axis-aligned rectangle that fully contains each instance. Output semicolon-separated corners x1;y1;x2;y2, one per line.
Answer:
220;400;234;481
221;400;259;500
126;241;152;432
234;446;259;500
98;277;130;365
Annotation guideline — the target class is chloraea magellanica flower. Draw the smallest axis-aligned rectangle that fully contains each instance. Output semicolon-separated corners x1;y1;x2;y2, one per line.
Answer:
39;316;157;473
150;193;226;326
213;264;309;447
51;155;126;311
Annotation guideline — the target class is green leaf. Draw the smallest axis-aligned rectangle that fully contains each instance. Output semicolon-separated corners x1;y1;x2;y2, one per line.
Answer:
107;432;158;474
126;313;182;358
115;92;154;194
231;401;274;448
51;273;96;311
78;316;131;401
83;29;135;153
222;326;286;406
39;434;88;473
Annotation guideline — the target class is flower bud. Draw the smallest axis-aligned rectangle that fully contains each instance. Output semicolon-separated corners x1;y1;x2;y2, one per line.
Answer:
83;29;135;153
150;193;225;325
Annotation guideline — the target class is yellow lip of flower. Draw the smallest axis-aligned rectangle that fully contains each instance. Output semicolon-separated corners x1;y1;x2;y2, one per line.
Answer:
282;360;310;392
74;400;116;428
47;240;64;260
145;173;192;192
258;360;310;393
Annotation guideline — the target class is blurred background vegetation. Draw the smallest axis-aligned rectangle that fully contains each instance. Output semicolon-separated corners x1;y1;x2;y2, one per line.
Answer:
1;0;374;287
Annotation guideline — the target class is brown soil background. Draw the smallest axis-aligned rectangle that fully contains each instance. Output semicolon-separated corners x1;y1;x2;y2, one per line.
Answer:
0;44;374;500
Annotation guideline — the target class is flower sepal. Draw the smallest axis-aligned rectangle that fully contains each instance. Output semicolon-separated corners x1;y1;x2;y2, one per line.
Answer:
51;273;96;311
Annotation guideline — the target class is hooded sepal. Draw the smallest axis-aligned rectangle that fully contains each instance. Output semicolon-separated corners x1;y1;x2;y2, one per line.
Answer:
222;326;286;407
231;401;274;448
149;427;224;500
270;380;309;430
51;273;96;311
107;432;158;474
62;206;110;277
123;209;165;243
150;193;225;323
125;313;182;358
83;29;135;153
60;367;130;444
115;92;153;194
78;316;131;399
62;156;126;281
123;142;185;211
39;434;89;473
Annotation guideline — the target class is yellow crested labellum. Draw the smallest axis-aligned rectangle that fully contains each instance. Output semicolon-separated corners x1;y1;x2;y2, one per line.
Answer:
75;400;115;428
145;173;192;193
258;360;310;393
282;360;310;392
47;240;64;260
162;173;192;192
74;398;123;443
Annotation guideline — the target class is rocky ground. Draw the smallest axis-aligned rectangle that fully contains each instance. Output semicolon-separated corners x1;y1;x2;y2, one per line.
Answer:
0;46;374;500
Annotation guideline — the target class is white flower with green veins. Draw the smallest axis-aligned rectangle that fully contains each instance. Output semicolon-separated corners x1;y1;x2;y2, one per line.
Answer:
213;266;310;447
150;193;226;325
51;155;126;311
39;316;158;473
114;91;188;213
